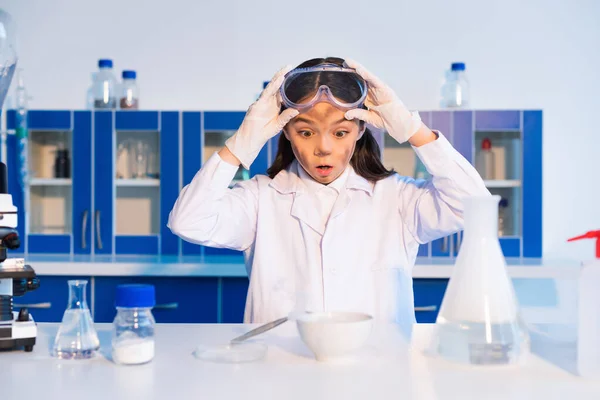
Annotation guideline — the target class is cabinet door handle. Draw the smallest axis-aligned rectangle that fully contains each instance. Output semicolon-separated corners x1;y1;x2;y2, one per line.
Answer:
442;236;448;253
95;210;103;250
414;305;437;312
154;302;179;310
14;302;52;309
81;210;89;249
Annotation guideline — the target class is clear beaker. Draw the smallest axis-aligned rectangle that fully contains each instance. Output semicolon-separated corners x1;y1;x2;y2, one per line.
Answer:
428;195;530;365
130;140;149;179
52;280;100;359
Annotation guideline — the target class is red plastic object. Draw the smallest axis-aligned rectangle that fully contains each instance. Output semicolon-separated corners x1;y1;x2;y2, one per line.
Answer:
482;138;492;150
567;230;600;258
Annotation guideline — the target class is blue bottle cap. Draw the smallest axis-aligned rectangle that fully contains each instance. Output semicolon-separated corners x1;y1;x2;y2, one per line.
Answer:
451;62;466;71
122;70;136;79
115;284;156;308
98;59;113;69
499;198;509;208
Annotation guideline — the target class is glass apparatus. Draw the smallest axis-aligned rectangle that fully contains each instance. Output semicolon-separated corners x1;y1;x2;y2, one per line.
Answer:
428;195;529;365
0;9;18;109
52;280;100;359
440;62;470;108
119;70;139;109
111;284;156;365
92;59;117;109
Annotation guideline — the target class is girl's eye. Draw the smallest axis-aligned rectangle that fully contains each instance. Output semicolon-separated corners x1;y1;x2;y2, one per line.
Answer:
334;131;349;138
299;130;313;138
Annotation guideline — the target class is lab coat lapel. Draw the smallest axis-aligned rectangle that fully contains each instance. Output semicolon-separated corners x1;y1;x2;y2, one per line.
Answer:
330;188;351;219
330;167;373;219
270;161;325;235
291;193;325;235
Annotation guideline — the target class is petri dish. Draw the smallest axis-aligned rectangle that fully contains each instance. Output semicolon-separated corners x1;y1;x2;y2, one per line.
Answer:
193;342;268;364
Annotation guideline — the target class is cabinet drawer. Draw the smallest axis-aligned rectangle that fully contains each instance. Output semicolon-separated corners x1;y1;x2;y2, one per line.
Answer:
15;275;92;322
94;277;219;323
413;279;449;323
221;278;249;323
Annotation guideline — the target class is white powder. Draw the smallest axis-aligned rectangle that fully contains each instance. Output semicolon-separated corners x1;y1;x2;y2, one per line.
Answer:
112;339;155;365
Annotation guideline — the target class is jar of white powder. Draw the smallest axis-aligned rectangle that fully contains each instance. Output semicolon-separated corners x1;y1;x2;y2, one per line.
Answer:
111;284;156;365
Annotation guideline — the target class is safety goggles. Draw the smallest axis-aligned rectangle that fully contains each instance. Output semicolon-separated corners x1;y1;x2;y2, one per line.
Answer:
280;63;368;111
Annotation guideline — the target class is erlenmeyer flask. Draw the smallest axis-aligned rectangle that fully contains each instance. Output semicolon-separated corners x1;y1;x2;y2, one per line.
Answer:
52;280;100;359
429;195;530;365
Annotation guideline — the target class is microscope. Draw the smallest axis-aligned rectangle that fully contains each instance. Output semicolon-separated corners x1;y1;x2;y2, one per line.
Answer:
0;162;39;352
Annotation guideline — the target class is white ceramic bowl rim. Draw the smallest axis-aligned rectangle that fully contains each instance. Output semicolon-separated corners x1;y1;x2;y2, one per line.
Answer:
296;311;373;324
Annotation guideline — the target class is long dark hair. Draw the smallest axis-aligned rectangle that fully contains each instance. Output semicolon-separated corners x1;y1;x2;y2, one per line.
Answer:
266;57;394;182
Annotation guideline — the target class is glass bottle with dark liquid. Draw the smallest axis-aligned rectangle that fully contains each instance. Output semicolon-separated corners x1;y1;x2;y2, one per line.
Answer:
119;70;139;110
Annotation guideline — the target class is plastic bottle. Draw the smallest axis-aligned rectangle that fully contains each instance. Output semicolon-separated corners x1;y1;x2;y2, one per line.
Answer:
567;231;600;378
92;59;117;109
119;70;139;110
476;138;495;180
111;284;156;365
440;62;470;108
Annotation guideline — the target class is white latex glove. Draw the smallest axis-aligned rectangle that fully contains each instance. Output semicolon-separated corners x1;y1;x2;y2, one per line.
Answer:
343;59;422;144
225;66;300;169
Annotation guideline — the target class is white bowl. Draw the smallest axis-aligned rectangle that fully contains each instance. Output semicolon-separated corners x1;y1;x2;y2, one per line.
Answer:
296;311;373;361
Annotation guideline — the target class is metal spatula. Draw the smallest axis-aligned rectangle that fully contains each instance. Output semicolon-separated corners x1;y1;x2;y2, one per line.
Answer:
230;317;288;344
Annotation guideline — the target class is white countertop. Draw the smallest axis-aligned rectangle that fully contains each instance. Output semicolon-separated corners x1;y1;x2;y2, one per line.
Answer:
10;254;583;279
1;322;599;399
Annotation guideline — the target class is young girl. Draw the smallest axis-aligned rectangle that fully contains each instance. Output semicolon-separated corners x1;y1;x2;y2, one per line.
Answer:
168;57;489;328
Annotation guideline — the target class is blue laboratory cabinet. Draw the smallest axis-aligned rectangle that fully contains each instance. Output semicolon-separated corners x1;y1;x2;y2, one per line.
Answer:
381;110;542;259
5;110;180;255
3;109;542;261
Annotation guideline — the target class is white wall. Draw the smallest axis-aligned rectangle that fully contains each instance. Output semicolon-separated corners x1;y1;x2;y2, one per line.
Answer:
2;0;599;259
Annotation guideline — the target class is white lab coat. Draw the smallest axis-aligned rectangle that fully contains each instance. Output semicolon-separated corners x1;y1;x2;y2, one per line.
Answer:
168;132;489;328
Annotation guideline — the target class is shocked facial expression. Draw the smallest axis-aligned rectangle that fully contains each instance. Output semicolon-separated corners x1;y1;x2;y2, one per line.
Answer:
283;102;364;184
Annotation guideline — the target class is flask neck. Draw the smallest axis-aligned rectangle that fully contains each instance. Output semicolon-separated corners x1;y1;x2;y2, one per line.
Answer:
463;195;500;240
67;280;88;309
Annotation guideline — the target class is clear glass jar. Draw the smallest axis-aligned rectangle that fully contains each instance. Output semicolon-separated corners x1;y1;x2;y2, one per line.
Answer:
111;284;156;365
119;70;139;109
440;62;470;108
93;59;117;109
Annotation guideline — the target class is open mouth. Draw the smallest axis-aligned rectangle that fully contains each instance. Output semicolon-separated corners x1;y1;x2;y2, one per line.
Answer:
315;165;333;177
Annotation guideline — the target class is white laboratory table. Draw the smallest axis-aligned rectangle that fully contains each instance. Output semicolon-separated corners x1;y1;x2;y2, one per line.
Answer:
14;254;582;279
1;322;599;400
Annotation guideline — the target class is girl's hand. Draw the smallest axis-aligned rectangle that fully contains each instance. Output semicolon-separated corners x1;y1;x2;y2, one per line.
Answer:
343;59;422;145
224;66;299;169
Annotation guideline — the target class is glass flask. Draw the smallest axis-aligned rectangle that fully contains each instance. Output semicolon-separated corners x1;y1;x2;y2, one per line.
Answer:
429;195;530;365
0;9;18;109
52;280;100;359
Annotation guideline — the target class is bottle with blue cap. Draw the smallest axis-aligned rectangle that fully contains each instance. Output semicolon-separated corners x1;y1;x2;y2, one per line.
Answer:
111;284;156;365
440;62;470;108
119;70;139;109
93;59;117;109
